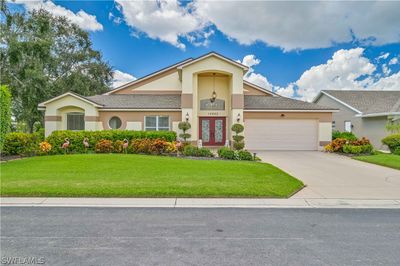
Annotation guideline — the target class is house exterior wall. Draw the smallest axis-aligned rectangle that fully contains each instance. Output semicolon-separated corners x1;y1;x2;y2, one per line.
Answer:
98;111;182;131
243;84;272;96
315;94;389;149
43;95;100;136
113;69;182;94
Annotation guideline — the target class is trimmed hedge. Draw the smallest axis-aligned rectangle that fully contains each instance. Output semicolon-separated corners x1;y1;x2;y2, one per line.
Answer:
2;130;45;156
46;130;176;154
218;147;254;161
342;144;373;155
382;134;400;153
183;145;214;157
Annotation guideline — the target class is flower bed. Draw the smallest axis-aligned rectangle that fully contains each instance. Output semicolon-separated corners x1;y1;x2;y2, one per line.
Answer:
324;136;374;155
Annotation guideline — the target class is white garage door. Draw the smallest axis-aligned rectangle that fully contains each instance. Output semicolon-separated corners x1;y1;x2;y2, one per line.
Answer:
245;119;318;150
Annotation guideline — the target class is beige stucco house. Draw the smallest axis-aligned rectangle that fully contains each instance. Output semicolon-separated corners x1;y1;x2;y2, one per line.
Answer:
313;90;400;149
39;52;336;150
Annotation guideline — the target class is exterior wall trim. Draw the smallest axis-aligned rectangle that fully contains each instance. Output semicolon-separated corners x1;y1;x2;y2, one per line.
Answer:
177;52;249;71
85;116;100;121
357;112;400;118
45;116;62;121
38;92;102;108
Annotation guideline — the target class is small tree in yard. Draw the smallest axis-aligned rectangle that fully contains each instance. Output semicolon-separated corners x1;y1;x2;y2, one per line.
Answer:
178;121;191;143
231;123;244;150
0;85;12;151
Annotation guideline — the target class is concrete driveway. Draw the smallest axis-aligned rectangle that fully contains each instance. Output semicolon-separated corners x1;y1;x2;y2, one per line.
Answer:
257;151;400;199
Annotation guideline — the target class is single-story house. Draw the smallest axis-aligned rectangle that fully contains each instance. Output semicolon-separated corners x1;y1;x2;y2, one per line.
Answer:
313;90;400;149
38;52;337;151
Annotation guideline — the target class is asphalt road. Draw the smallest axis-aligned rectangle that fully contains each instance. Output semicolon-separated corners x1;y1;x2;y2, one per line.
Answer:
1;207;400;266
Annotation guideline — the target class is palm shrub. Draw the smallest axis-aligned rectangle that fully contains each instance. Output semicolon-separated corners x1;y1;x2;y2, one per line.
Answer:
178;121;191;143
231;123;245;150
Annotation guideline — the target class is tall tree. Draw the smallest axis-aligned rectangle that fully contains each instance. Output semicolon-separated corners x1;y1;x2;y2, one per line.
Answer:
0;3;113;132
0;85;11;151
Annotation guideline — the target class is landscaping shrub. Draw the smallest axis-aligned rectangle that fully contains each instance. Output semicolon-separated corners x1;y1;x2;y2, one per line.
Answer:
183;145;214;157
46;130;176;154
382;134;400;153
113;140;124;153
238;150;253;161
130;138;152;154
0;85;11;151
178;121;191;142
218;147;236;160
332;130;357;141
39;141;52;154
394;147;400;156
231;123;245;150
129;138;175;155
342;144;373;155
330;138;347;152
150;139;169;154
2;131;44;156
95;139;114;153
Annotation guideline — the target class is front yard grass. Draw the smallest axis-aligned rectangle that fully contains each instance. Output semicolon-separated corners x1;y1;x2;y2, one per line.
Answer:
354;154;400;170
0;154;303;198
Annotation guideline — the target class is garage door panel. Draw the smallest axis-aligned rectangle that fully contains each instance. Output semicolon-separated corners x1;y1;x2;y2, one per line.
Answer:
245;119;318;150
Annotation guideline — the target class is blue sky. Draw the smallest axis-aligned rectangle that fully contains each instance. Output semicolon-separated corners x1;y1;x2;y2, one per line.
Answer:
9;1;400;101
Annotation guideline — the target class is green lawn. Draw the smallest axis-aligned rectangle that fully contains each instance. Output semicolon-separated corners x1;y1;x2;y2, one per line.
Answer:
354;154;400;170
0;154;303;198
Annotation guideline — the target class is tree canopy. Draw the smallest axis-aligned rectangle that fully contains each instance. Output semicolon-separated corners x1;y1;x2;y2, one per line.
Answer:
0;3;113;131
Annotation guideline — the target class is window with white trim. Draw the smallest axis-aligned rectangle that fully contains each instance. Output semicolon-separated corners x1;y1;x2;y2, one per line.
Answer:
344;121;352;132
67;112;84;130
145;116;169;131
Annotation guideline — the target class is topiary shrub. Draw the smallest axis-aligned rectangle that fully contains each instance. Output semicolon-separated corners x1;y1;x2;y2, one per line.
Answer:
382;134;400;153
332;130;357;141
231;123;245;150
95;139;114;153
178;121;191;142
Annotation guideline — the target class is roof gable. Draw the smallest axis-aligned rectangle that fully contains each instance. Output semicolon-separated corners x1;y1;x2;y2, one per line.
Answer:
38;92;103;108
177;52;249;72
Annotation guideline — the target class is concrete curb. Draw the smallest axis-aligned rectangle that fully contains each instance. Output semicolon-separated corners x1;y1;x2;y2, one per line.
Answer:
1;197;400;208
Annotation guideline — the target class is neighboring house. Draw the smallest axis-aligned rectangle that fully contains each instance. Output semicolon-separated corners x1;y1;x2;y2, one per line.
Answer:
38;52;336;151
313;90;400;149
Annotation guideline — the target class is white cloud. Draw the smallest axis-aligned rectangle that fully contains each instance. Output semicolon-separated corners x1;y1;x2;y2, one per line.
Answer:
115;0;210;49
389;57;399;65
193;1;400;51
377;52;390;61
16;0;103;31
112;70;136;88
272;48;400;101
238;55;273;91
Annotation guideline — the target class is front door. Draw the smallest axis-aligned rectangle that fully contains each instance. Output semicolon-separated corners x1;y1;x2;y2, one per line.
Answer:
199;117;226;146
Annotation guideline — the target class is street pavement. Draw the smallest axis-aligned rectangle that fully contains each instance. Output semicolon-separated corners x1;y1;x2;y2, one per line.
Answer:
1;207;400;266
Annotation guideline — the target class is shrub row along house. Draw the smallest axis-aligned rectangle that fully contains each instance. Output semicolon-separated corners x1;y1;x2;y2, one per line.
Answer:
38;52;336;151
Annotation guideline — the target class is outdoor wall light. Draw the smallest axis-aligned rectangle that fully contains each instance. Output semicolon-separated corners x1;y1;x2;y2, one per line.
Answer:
210;73;217;103
185;112;189;122
281;113;285;117
237;113;241;122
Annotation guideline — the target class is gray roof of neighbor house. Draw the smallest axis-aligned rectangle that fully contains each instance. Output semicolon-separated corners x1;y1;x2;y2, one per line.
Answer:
86;94;181;109
244;95;335;110
319;90;400;115
82;94;335;111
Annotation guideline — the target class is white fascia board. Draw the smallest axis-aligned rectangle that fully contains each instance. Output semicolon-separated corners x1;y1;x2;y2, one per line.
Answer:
244;109;338;113
177;52;249;71
38;92;102;107
356;112;400;118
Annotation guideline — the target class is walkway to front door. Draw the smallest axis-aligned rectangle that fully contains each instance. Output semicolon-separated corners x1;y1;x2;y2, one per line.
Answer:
199;117;226;146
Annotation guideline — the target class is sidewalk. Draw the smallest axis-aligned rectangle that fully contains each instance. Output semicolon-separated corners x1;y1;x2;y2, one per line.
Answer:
1;197;400;208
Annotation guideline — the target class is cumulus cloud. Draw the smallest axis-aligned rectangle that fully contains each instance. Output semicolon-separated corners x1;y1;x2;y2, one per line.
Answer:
112;70;136;88
389;57;399;65
272;48;400;101
238;55;273;91
376;52;390;61
15;0;103;31
115;0;210;49
194;1;400;51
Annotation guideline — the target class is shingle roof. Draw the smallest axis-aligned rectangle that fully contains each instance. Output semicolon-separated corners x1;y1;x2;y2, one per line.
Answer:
322;90;400;114
244;95;335;110
86;94;181;109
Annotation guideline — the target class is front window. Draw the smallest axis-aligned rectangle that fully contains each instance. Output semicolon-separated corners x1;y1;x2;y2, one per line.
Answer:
145;116;169;131
109;116;122;129
344;121;352;132
67;112;84;130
